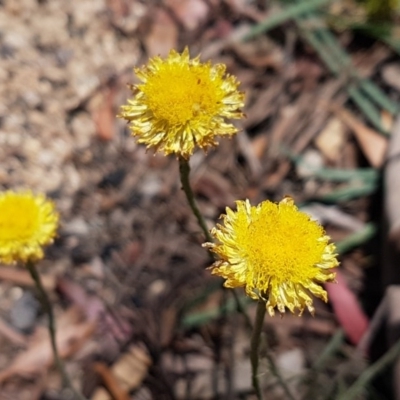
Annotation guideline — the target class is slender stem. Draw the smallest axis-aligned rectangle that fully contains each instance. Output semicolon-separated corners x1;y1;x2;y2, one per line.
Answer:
251;303;296;400
178;156;213;243
178;156;293;399
250;301;266;400
26;261;88;400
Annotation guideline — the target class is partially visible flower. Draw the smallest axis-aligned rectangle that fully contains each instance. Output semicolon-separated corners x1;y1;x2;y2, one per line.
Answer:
204;197;339;316
0;191;59;264
118;48;245;158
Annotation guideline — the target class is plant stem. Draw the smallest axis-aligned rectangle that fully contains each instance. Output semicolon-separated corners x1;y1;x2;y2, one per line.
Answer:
179;157;293;399
250;301;266;400
178;156;213;243
26;261;88;400
251;302;296;400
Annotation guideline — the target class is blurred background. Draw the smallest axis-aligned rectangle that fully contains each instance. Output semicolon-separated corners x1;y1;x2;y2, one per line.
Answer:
1;0;400;398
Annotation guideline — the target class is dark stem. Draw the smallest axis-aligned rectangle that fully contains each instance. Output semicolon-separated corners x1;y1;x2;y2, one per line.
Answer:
178;156;213;243
26;261;88;400
250;302;296;400
250;301;266;400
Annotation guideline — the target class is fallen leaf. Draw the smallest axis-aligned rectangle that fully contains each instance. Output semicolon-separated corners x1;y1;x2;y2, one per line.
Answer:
0;266;55;291
90;87;117;141
332;105;387;168
315;117;346;162
144;8;178;57
93;362;130;400
165;0;209;30
250;133;268;161
381;110;394;132
0;307;95;383
92;346;151;400
326;271;369;345
382;62;400;92
0;316;28;347
237;131;262;179
57;278;132;342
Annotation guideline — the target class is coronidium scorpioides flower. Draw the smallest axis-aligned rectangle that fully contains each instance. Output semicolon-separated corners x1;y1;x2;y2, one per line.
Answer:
204;197;339;316
118;48;245;158
0;191;59;264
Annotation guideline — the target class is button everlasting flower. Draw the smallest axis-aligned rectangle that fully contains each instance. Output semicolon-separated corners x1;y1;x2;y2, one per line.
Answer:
0;191;59;264
118;48;245;158
204;198;339;316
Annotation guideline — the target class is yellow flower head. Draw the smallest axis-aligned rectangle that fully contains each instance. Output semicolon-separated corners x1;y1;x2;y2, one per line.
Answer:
118;48;245;158
204;197;339;316
0;191;59;264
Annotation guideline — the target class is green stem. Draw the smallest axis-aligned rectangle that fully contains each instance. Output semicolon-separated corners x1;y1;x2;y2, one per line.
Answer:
178;157;293;399
251;302;296;400
250;301;266;400
26;261;88;400
178;156;213;243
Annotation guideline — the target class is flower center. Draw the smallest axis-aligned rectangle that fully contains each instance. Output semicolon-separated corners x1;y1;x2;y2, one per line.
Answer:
0;197;39;241
141;63;224;126
240;202;326;285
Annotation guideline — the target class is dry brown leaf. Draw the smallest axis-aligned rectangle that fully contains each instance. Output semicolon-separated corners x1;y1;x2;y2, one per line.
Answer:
382;62;400;92
333;105;388;168
315;117;346;162
243;81;284;129
230;36;284;69
160;306;178;348
0;317;28;347
57;278;132;342
91;87;117;141
93;362;130;400
381;110;394;132
106;0;129;19
250;134;268;161
144;8;178;58
0;307;95;383
0;267;56;291
92;346;151;400
166;0;209;31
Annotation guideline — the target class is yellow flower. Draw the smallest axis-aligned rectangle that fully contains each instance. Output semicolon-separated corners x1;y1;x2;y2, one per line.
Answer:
204;198;339;316
0;191;59;264
118;48;245;158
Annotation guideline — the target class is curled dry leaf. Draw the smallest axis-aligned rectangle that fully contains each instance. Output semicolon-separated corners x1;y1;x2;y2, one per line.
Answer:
326;271;369;345
0;307;95;383
0;316;27;347
93;362;130;400
0;266;55;291
332;105;388;168
57;278;132;342
315;117;346;162
92;346;151;400
165;0;209;31
90;86;117;141
144;8;178;58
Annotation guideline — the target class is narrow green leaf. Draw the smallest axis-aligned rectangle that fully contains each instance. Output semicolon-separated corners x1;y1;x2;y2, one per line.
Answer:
336;223;377;254
243;0;333;40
